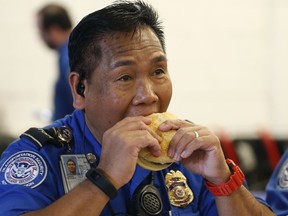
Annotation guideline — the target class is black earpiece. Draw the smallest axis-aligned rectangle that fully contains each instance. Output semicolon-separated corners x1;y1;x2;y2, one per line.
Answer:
76;83;85;97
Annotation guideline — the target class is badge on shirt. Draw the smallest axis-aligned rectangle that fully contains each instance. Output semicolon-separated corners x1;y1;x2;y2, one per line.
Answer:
0;151;47;188
277;159;288;189
165;170;194;207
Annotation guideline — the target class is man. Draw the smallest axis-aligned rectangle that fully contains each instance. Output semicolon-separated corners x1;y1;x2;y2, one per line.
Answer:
37;4;74;121
0;1;275;215
266;149;288;215
67;159;77;175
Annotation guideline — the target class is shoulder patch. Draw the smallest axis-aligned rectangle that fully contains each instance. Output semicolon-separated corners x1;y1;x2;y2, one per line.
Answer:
277;159;288;189
20;126;73;149
0;151;47;188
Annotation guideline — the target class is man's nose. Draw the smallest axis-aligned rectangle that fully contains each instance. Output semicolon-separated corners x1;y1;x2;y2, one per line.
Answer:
132;81;158;105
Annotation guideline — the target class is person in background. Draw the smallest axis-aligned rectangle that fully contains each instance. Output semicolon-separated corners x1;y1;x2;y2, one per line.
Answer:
266;149;288;215
0;1;275;215
36;3;74;121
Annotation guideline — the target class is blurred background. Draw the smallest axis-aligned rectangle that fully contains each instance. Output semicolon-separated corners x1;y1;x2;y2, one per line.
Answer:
1;0;288;191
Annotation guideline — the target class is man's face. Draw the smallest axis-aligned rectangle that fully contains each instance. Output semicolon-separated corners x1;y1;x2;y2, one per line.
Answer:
83;27;172;141
67;160;76;174
36;15;57;49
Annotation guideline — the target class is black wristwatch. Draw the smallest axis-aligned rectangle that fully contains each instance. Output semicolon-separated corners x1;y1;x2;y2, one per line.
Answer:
86;168;117;199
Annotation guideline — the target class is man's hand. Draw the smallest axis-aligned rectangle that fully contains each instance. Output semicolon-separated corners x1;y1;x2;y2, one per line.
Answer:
98;116;162;189
159;119;231;185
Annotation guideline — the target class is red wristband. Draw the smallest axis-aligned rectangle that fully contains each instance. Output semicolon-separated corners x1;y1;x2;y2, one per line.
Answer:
205;159;245;196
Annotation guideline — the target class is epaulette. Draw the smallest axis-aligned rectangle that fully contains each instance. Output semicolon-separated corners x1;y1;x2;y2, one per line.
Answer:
20;126;73;149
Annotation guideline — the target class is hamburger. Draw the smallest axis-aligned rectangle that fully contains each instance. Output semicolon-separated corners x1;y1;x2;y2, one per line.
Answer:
137;112;178;171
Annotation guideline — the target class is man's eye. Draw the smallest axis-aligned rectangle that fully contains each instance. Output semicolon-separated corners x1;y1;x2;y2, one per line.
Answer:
118;75;132;81
154;69;165;76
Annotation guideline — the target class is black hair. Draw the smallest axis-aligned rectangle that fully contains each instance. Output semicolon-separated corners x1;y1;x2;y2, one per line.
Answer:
38;3;72;31
67;158;76;165
68;0;165;81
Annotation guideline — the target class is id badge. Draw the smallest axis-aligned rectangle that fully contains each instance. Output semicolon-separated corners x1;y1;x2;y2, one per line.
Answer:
60;154;90;193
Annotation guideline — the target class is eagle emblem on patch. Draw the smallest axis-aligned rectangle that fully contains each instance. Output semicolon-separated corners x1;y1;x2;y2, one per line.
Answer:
165;170;193;207
277;160;288;189
0;151;47;188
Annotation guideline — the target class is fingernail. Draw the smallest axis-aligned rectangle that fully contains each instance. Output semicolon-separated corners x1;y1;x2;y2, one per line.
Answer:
173;153;180;161
181;150;188;158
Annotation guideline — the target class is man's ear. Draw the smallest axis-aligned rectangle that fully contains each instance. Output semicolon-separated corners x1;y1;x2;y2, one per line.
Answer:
69;72;85;110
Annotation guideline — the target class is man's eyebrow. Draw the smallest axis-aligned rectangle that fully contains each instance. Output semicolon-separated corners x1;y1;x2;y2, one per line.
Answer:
111;55;167;69
111;60;134;69
150;55;167;64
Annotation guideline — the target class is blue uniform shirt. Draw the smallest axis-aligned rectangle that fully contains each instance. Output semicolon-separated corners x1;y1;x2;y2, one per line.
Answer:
266;149;288;216
0;110;267;215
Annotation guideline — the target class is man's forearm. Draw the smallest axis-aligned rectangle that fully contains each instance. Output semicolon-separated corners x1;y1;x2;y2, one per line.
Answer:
215;186;275;216
22;180;109;216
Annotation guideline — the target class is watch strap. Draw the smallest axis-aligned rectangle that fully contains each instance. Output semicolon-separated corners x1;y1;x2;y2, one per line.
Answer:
86;168;117;199
205;159;245;196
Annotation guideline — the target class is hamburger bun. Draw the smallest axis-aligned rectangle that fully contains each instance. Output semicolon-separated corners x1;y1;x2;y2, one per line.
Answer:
137;112;178;171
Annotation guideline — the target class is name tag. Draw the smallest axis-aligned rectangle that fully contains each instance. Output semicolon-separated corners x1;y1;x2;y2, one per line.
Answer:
60;154;90;193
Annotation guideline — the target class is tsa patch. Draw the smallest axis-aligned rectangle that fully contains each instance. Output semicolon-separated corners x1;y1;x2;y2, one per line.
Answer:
277;159;288;189
0;151;47;188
